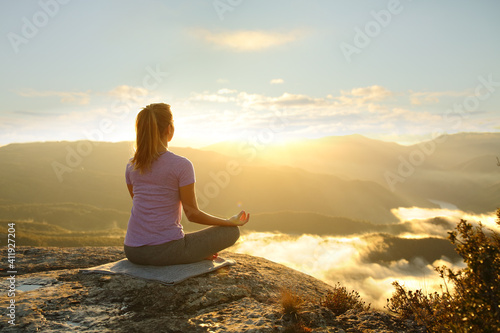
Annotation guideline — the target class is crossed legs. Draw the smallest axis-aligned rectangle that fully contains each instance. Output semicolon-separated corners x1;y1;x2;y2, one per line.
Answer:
124;226;240;266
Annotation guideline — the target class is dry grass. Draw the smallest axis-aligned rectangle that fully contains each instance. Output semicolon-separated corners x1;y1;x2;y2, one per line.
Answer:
280;288;304;316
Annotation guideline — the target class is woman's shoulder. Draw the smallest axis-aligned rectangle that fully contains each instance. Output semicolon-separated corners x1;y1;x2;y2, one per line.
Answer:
126;158;134;170
161;151;193;167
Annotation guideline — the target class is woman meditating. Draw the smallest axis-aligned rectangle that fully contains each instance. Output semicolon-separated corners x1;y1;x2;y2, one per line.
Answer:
124;103;250;266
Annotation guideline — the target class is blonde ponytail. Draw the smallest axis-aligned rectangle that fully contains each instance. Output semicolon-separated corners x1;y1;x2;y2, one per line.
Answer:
131;103;172;173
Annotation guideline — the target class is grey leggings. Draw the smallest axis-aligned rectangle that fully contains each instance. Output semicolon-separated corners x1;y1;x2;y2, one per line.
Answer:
124;226;240;266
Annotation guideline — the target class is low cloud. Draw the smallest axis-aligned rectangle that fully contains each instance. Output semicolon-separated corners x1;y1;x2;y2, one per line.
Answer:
187;84;500;143
232;231;460;309
179;86;449;142
190;92;236;103
15;89;91;105
381;107;442;122
186;85;395;111
217;88;238;95
249;92;328;109
409;90;470;105
346;85;393;100
233;208;497;308
12;110;61;117
15;84;154;107
107;85;150;102
270;79;284;84
392;207;500;233
335;85;394;108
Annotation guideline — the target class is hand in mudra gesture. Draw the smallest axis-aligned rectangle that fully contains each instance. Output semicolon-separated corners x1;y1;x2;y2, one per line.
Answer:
228;211;250;226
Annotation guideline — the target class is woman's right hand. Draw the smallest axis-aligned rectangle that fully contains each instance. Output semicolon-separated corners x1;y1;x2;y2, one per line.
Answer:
228;210;250;226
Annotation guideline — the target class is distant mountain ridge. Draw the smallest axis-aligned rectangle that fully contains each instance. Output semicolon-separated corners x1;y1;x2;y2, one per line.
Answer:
0;132;498;232
204;132;500;213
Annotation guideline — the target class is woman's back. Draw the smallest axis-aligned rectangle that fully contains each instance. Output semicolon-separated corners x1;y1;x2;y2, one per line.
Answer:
125;151;195;247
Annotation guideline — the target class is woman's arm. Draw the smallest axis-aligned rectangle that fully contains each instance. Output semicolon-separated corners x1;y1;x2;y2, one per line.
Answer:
179;183;249;226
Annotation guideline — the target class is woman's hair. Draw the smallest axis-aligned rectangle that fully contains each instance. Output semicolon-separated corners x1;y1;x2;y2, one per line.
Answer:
131;103;172;174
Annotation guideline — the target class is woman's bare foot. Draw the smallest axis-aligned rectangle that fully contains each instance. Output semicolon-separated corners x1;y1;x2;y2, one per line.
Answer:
204;253;218;260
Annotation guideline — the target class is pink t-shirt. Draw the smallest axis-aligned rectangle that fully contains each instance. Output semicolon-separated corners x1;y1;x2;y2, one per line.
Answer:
124;151;195;247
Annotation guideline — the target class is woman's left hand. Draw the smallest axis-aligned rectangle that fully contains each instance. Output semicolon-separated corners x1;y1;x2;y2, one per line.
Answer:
228;210;250;226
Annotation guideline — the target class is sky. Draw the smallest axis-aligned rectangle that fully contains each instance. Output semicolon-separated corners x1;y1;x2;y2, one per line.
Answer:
1;0;500;147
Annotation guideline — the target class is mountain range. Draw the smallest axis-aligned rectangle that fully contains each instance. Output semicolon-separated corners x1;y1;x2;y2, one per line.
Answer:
0;132;498;235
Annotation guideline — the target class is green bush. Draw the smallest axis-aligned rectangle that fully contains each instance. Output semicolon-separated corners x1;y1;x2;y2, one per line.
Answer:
387;209;500;332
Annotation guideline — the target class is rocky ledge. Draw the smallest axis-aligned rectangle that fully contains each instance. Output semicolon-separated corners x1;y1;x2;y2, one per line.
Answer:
0;247;423;332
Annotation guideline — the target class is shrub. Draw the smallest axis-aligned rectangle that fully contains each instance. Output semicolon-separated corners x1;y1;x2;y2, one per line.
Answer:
279;289;314;332
321;283;370;315
387;208;500;332
280;288;304;317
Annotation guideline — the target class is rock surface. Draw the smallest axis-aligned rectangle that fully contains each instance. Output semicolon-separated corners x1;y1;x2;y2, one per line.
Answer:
0;247;424;332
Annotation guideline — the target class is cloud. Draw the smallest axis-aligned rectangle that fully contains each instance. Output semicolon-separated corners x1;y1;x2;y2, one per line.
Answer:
349;85;393;99
231;207;497;308
12;110;61;117
393;207;500;234
189;91;236;103
242;92;329;109
409;90;470;105
107;85;150;102
180;85;495;144
217;88;238;95
187;88;333;111
55;108;97;123
5;84;155;144
16;89;91;105
185;85;400;119
187;85;394;110
232;231;461;309
336;85;394;107
383;107;442;122
14;84;154;107
191;29;305;51
270;79;284;84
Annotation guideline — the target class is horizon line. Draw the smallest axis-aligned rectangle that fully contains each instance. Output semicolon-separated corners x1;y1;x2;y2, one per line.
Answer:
1;130;499;149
